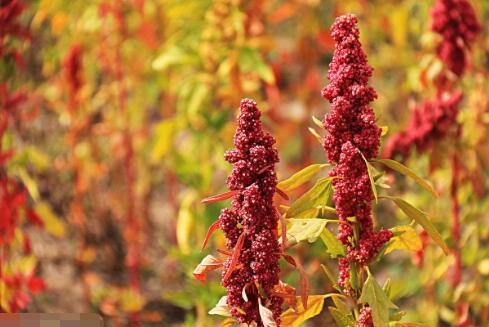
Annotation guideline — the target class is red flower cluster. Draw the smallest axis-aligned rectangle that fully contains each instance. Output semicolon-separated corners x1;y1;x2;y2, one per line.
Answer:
383;92;463;159
219;99;282;325
357;306;373;327
0;0;30;65
321;15;392;292
63;45;83;110
431;0;481;77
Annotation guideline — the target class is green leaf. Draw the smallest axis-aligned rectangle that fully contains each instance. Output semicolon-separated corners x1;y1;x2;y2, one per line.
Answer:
359;272;397;327
277;164;328;192
320;227;345;257
286;177;333;217
372;159;437;197
332;296;351;315
384;225;422;254
238;47;275;84
286;219;327;244
358;150;378;203
328;307;355;327
383;196;449;255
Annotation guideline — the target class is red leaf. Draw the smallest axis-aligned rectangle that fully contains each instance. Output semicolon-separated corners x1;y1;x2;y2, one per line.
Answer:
295;256;309;310
193;255;224;283
201;220;221;252
27;276;46;294
217;248;231;256
0;150;14;165
272;281;297;311
26;209;44;227
201;191;237;204
223;233;246;283
281;253;296;267
275;188;289;201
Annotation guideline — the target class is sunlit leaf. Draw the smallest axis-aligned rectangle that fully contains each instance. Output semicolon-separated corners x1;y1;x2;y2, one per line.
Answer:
385;226;422;254
35;202;65;237
280;295;326;327
312;116;323;129
277;164;328;192
209;296;232;317
287;177;333;217
193;255;223;282
372;159;437;197
308;127;322;144
238;47;275;84
258;298;277;327
384;196;449;255
286;218;327;244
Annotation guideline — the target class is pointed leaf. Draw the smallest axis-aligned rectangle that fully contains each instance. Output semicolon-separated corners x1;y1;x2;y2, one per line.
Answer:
223;233;246;282
312;116;323;129
258;298;278;327
287;177;333;217
201;220;221;251
308;127;322;144
359;272;397;327
384;196;449;255
209;296;232;317
201;190;237;204
277;164;328;192
320;227;345;257
373;159;437;197
280;295;326;327
193;255;223;282
273;281;297;310
384;226;422;254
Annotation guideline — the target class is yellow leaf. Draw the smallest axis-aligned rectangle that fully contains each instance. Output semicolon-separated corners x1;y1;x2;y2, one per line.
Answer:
151;119;175;163
280;295;325;327
51;12;68;35
120;288;145;313
35;202;66;237
209;296;232;317
176;193;194;255
17;168;40;202
286;219;327;244
385;226;422;254
277;164;328;192
478;259;489;275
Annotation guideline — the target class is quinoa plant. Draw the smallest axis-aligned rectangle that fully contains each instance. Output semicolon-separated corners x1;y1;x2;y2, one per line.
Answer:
277;14;449;326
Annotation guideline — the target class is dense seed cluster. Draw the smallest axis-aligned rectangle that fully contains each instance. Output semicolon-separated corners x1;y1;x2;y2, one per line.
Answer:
219;99;282;325
321;15;392;293
383;92;463;159
357;306;374;327
431;0;481;77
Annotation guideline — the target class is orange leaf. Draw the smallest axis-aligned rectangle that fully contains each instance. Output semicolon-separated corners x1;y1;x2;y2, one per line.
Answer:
201;220;221;251
223;233;246;282
201;190;237;204
275;187;289;201
193;255;223;282
273;281;297;311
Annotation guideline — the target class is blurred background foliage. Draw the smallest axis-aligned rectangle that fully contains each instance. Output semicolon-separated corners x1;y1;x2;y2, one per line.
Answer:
2;0;489;325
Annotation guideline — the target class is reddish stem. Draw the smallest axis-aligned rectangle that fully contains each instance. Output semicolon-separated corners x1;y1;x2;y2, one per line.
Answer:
450;143;461;288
